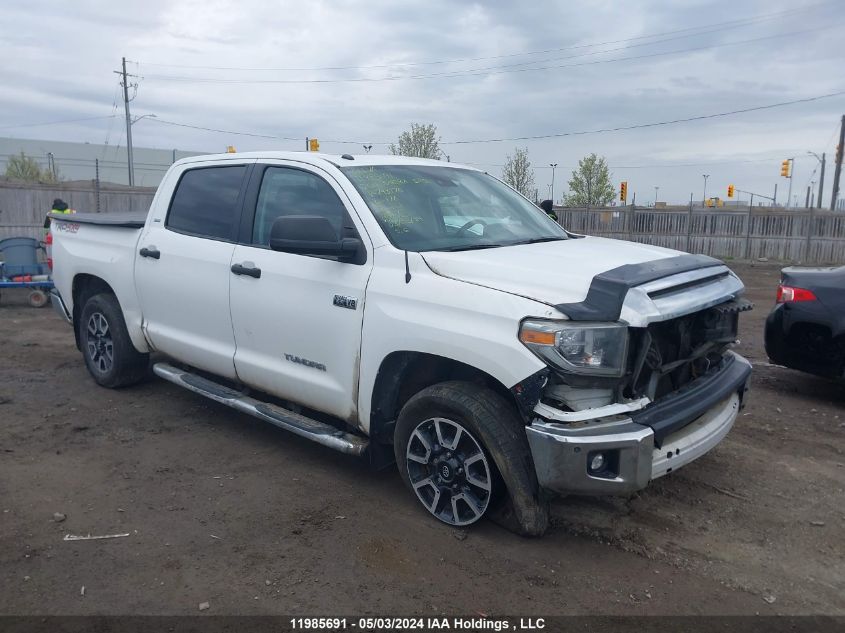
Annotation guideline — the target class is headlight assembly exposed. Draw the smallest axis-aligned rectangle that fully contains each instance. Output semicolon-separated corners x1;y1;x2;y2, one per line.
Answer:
519;319;629;376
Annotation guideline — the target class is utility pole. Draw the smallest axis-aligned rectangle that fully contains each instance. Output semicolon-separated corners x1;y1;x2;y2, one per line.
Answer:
817;153;825;209
786;157;794;209
94;158;100;213
805;185;811;208
773;183;778;207
831;114;845;211
702;174;709;204
114;57;138;186
549;163;557;204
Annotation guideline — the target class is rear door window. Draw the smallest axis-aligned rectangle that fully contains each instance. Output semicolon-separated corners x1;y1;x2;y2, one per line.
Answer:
166;166;247;241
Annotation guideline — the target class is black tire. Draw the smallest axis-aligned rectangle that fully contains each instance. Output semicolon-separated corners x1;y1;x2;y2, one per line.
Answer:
394;381;548;536
79;293;149;388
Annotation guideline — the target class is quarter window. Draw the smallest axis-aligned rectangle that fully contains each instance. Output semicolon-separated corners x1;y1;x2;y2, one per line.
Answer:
166;166;246;240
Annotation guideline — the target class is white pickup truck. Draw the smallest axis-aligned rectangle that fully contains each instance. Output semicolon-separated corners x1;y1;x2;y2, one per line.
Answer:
49;152;752;535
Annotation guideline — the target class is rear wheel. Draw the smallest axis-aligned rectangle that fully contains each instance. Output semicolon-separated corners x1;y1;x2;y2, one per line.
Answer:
79;293;148;388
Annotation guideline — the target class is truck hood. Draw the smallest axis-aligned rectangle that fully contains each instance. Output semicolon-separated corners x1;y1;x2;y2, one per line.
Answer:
421;236;682;307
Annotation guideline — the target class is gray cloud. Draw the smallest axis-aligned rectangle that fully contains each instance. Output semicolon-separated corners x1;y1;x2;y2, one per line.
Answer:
1;0;843;203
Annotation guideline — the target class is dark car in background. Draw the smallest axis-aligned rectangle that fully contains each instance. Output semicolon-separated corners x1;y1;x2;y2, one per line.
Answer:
765;265;845;379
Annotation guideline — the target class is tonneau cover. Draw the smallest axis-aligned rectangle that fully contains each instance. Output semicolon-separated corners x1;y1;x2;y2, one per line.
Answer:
49;211;147;228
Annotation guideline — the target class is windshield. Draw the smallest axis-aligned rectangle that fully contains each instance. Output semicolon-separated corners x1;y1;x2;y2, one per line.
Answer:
341;164;567;252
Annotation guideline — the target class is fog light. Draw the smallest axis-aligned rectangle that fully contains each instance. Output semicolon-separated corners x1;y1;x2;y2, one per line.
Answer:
589;452;606;472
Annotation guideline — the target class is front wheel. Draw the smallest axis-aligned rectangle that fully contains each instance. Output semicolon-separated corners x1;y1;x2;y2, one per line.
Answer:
394;381;548;534
403;415;494;526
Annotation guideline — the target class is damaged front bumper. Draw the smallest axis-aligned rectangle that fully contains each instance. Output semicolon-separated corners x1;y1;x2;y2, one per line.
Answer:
525;352;751;495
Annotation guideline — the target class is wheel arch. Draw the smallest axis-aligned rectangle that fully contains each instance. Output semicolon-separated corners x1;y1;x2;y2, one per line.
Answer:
71;274;117;349
368;351;522;446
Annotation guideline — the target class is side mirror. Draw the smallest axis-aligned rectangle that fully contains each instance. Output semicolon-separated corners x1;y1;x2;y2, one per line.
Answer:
540;199;554;213
269;215;361;261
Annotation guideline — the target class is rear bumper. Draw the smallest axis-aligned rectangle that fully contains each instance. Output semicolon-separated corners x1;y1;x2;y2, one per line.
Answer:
526;352;750;495
50;288;72;324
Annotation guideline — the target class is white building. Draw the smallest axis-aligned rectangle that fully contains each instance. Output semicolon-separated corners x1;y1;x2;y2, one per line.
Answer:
0;137;201;187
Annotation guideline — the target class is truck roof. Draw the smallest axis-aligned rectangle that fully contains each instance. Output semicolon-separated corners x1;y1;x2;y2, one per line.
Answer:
174;151;479;171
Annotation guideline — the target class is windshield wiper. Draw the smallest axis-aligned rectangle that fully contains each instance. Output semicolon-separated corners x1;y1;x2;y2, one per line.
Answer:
438;243;503;252
509;236;567;246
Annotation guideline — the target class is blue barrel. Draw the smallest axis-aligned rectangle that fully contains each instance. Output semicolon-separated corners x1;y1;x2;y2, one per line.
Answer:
0;237;45;277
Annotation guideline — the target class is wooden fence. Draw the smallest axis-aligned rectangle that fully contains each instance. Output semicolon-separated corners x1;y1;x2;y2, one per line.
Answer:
557;206;845;265
0;180;156;241
3;181;844;265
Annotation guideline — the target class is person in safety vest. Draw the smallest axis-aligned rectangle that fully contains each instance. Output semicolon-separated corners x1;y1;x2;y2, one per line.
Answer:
43;199;76;268
43;198;75;230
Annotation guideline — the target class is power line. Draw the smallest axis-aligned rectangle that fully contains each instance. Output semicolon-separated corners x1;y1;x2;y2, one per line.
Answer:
148;118;304;143
442;90;845;144
145;88;845;147
130;2;830;73
141;23;838;85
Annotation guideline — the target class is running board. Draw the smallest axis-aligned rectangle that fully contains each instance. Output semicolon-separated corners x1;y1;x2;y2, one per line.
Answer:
152;363;369;457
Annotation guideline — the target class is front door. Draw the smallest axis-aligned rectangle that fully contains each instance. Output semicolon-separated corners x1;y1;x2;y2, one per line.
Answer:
229;163;372;422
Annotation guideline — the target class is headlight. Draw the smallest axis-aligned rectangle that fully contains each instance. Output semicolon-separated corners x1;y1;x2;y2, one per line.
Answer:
519;319;629;376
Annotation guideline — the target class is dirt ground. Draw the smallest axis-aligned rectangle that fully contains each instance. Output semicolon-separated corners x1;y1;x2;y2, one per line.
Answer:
0;262;843;617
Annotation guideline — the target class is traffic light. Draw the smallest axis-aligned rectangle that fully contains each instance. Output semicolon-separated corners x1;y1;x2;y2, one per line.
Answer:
780;159;791;177
309;138;320;152
620;181;628;202
226;145;237;153
727;184;735;198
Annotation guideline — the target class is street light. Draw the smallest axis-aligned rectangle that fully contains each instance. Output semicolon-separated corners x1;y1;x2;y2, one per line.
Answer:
131;113;157;126
363;144;373;153
807;151;826;209
654;186;660;206
549;163;558;204
702;174;709;205
126;114;156;186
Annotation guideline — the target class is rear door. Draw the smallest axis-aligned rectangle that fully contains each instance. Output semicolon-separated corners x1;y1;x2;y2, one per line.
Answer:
228;162;372;421
135;161;252;379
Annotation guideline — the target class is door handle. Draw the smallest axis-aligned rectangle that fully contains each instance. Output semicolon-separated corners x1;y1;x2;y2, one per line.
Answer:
139;246;160;259
231;263;261;278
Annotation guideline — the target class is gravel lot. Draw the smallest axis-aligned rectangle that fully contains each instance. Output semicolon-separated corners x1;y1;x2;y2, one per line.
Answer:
0;261;843;616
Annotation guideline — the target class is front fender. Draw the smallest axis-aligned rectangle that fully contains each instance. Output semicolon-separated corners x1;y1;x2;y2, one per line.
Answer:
357;249;553;434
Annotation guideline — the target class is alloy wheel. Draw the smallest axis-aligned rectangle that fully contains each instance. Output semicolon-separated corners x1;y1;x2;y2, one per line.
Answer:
405;417;492;526
86;312;114;374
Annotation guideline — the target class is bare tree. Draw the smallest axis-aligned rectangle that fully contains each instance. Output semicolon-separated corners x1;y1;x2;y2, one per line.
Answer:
563;153;614;207
4;151;57;183
389;123;442;159
502;147;535;198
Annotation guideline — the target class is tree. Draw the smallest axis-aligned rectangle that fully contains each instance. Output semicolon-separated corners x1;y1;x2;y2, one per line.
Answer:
502;147;535;198
389;123;442;159
4;152;56;182
563;153;614;207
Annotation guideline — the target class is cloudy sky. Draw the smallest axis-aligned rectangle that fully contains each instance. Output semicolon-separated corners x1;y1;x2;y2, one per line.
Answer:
1;0;843;204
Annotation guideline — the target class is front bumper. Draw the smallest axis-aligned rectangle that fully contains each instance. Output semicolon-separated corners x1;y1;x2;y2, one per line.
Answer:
526;352;750;495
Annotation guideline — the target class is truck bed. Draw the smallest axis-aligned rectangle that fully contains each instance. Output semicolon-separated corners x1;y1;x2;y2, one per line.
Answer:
49;211;147;228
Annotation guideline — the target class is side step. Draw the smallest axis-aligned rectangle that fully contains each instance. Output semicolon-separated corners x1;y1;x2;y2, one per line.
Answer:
152;362;369;457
